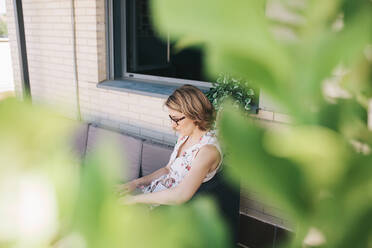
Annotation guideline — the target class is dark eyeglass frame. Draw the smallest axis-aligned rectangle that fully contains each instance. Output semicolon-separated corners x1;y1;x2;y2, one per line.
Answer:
169;115;186;126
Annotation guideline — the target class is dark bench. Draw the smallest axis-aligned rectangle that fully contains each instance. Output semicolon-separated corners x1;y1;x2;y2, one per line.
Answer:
192;170;240;244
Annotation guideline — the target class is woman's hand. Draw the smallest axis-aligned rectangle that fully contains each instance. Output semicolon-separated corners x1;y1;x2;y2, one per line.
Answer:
115;180;138;196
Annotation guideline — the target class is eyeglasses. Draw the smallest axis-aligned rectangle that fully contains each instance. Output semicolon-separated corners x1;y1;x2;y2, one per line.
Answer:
169;115;186;126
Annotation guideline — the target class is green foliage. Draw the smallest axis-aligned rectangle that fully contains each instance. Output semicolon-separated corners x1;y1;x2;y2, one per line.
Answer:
1;0;372;247
205;73;255;113
151;0;372;247
0;15;8;37
0;98;230;248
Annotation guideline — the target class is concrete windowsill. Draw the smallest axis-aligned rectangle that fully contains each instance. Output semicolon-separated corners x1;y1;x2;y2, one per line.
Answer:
97;78;209;99
97;78;260;114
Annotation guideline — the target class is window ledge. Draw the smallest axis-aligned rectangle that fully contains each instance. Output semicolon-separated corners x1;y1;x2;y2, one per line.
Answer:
97;78;259;114
97;79;210;99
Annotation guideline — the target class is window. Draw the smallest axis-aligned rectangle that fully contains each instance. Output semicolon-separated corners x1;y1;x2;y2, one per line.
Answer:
105;0;266;112
108;0;210;87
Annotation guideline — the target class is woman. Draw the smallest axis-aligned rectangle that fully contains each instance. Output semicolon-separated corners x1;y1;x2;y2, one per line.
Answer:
118;84;223;205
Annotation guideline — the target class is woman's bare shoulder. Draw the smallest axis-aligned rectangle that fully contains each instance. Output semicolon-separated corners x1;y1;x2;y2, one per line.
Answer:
198;144;220;159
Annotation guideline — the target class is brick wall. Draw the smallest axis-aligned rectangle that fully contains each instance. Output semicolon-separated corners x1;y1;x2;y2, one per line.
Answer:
70;0;177;144
5;0;22;98
241;110;293;230
79;84;177;144
5;0;177;144
6;0;78;117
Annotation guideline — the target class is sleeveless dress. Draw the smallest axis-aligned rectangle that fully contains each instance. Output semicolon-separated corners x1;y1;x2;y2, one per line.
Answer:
142;130;223;194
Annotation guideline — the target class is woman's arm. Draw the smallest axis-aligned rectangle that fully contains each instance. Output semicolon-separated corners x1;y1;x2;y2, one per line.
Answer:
117;164;170;194
122;145;221;205
135;165;170;187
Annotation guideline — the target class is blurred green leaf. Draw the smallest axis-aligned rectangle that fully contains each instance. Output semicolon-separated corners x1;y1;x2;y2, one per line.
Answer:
151;0;292;88
220;104;312;220
0;99;231;248
264;125;350;187
151;0;372;247
173;36;205;53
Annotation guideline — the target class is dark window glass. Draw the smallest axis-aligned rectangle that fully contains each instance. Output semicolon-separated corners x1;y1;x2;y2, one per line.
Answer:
125;0;207;82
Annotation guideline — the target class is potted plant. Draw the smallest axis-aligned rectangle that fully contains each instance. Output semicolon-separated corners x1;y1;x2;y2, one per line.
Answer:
206;73;257;114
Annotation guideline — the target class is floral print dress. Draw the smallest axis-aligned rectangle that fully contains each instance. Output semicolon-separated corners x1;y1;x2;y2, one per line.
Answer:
142;130;223;194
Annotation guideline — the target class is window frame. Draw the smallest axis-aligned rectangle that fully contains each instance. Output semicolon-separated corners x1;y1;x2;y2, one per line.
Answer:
106;0;211;88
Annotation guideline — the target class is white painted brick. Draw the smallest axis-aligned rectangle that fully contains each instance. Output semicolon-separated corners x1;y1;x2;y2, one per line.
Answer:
85;8;97;16
76;52;98;61
140;114;163;126
162;119;172;128
77;59;99;69
77;44;99;53
99;106;118;116
119;123;140;135
128;119;166;133
108;114;129;124
139;97;164;107
75;1;96;8
256;109;274;120
80;111;93;121
59;2;72;9
127;94;142;104
129;104;147;114
76;30;97;38
95;110;110;119
76;15;97;23
78;73;99;83
115;103;129;112
100;119;120;129
258;119;289;131
140;128;164;142
51;8;70;16
119;110;139;120
153;108;169;119
163;133;178;145
103;89;125;97
76;23;98;32
118;95;134;104
96;0;105;8
273;112;292;124
128;119;147;128
74;8;86;16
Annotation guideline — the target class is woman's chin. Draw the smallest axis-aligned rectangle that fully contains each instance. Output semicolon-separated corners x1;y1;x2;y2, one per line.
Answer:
175;130;185;136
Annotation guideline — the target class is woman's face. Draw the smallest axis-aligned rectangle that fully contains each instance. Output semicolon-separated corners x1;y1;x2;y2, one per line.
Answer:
168;108;197;136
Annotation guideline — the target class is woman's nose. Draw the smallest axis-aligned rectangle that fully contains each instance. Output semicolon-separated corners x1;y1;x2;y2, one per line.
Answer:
171;121;177;128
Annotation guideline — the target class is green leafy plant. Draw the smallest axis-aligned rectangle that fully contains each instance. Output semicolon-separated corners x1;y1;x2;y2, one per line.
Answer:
152;0;372;247
205;73;256;113
1;0;372;248
0;98;230;248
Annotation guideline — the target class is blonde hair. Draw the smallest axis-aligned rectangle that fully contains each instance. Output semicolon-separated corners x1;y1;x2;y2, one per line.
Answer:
165;85;215;131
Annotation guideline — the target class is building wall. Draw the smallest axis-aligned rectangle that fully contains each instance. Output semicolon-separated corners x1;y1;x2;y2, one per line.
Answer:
5;0;22;98
7;0;177;143
6;0;295;230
